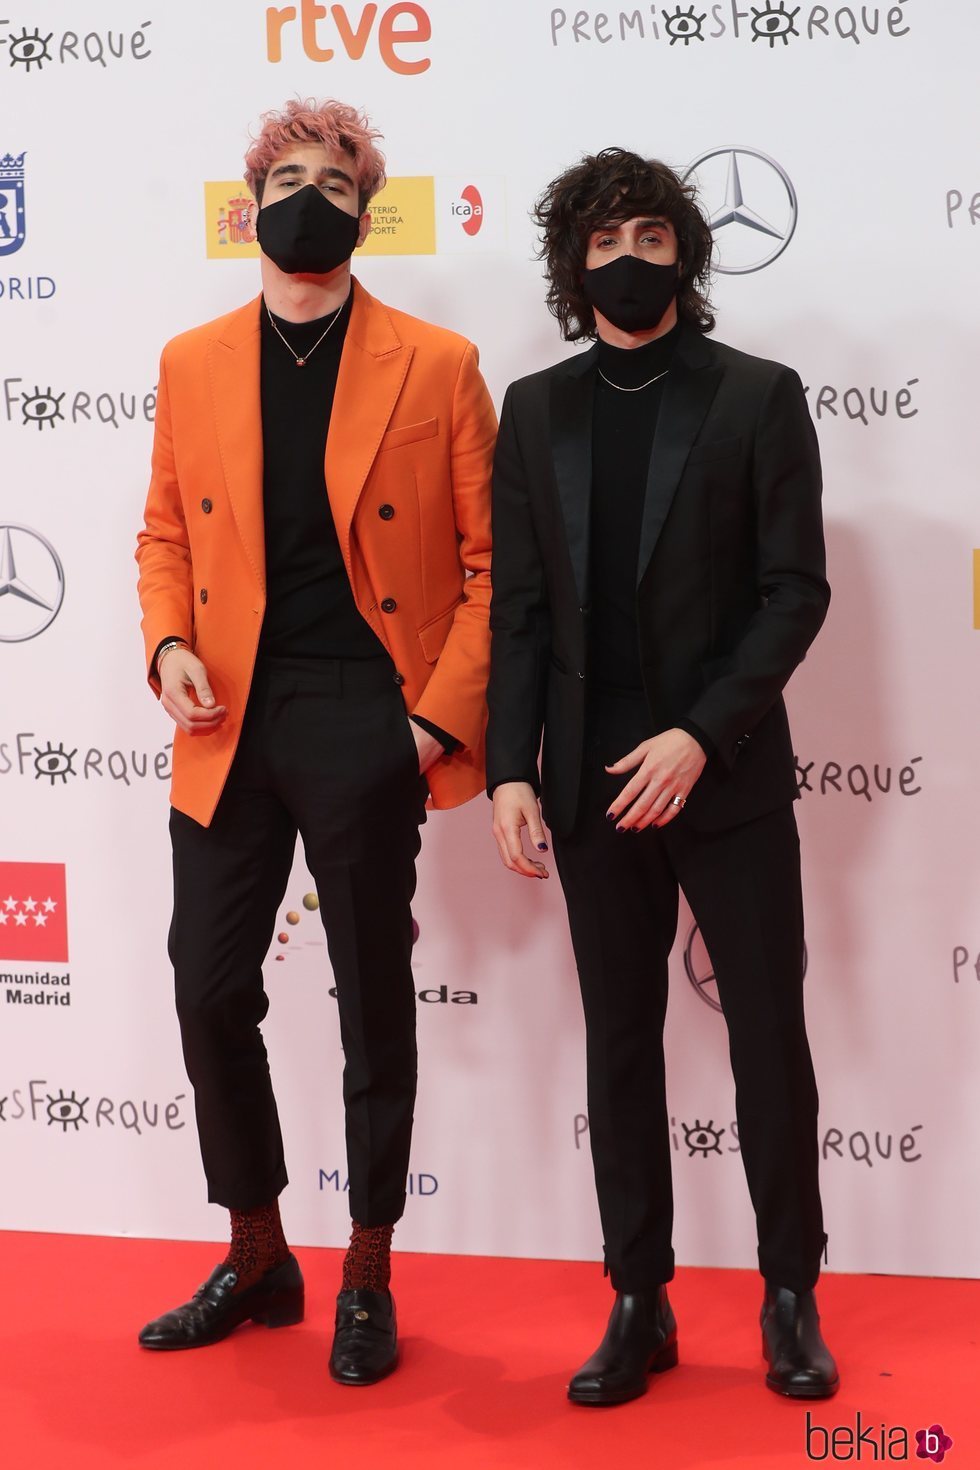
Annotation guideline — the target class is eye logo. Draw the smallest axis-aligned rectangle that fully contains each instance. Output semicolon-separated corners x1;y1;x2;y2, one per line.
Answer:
34;742;77;784
663;6;707;44
22;387;64;430
5;27;52;71
0;524;66;642
683;1118;725;1157
46;1090;89;1131
750;1;800;45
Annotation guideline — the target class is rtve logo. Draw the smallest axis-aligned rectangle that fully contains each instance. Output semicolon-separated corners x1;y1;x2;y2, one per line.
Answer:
265;2;432;74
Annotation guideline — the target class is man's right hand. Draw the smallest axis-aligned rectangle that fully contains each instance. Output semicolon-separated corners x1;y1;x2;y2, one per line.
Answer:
492;781;549;880
159;648;227;735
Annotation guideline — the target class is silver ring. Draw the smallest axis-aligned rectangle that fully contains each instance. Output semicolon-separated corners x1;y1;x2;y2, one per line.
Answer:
671;796;686;808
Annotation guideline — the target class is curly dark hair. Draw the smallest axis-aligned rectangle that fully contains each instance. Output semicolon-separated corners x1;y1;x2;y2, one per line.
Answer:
533;148;715;341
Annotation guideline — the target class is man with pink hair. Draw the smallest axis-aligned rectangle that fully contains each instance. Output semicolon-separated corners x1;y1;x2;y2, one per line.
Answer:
135;99;496;1384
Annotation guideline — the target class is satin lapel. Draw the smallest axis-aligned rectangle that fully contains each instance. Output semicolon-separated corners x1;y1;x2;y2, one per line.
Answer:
549;347;597;608
208;296;265;593
324;280;413;571
636;335;723;587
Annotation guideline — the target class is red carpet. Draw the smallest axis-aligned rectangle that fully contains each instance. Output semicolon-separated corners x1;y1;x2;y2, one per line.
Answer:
1;1233;976;1470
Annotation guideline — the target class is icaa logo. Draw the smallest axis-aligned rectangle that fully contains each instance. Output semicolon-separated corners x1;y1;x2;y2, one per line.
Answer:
453;185;483;236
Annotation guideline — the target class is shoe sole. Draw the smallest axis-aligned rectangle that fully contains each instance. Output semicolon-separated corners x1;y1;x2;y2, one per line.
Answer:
567;1339;679;1406
139;1288;305;1350
764;1371;840;1399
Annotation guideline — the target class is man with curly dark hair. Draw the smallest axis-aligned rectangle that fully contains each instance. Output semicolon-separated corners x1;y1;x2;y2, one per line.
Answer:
487;148;838;1406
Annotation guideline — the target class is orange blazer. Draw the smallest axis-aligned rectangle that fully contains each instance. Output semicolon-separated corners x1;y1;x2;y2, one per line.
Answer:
136;279;497;827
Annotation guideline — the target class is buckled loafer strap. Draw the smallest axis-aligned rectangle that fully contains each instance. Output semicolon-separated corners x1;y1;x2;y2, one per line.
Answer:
138;1254;304;1350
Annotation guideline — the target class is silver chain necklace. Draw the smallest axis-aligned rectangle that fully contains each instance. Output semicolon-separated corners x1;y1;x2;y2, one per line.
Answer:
597;366;669;393
265;299;344;367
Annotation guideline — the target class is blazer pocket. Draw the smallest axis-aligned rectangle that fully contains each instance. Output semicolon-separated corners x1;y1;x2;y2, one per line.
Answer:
417;598;462;662
686;435;742;466
379;417;439;452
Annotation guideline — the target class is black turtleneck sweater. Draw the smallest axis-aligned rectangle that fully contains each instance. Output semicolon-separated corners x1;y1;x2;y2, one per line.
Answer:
259;291;385;660
590;322;679;693
589;322;712;757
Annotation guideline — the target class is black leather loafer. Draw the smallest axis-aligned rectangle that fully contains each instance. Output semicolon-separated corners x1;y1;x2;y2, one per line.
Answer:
761;1282;840;1398
138;1253;304;1350
568;1287;678;1406
329;1288;398;1385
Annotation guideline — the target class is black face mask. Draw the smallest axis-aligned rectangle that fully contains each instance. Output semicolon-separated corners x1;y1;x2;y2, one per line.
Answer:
582;253;678;334
256;185;361;275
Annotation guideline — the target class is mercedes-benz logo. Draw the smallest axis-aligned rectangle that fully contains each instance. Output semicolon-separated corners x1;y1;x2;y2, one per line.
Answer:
684;920;808;1011
0;524;65;642
683;147;798;275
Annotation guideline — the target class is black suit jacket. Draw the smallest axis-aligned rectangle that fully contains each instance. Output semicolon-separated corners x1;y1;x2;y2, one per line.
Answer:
486;323;830;838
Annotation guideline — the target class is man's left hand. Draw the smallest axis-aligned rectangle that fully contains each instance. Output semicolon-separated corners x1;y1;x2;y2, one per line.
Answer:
410;722;446;775
605;728;707;831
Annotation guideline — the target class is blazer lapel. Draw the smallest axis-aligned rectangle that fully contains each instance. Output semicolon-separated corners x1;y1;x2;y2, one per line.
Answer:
208;296;265;594
549;345;597;608
325;278;413;572
636;328;723;587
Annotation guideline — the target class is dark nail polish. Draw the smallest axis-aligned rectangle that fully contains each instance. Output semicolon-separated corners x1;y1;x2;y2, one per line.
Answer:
537;843;548;852
606;812;616;822
616;825;625;833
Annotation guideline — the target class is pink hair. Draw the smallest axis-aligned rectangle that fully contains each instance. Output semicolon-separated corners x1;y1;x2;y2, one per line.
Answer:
244;97;386;209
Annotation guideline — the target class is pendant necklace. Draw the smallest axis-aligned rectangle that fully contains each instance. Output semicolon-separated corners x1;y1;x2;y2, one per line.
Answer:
265;299;344;367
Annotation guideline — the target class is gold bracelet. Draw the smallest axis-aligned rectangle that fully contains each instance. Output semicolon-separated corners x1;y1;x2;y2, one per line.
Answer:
156;639;188;670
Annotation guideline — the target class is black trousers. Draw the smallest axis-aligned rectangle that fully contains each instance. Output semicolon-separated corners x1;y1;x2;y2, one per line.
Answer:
168;654;427;1225
552;693;826;1295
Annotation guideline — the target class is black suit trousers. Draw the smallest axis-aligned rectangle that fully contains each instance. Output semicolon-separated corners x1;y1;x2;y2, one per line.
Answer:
553;694;826;1294
167;654;427;1224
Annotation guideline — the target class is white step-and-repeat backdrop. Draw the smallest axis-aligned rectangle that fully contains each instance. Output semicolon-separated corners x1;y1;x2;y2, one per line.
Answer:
1;1;977;1279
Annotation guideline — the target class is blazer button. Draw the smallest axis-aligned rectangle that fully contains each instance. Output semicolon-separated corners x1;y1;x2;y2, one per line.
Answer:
381;597;397;613
200;588;208;604
378;503;395;520
393;672;405;686
201;498;213;514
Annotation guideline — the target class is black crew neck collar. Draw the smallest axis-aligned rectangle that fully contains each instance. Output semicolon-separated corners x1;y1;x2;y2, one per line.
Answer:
596;319;680;389
263;288;353;339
